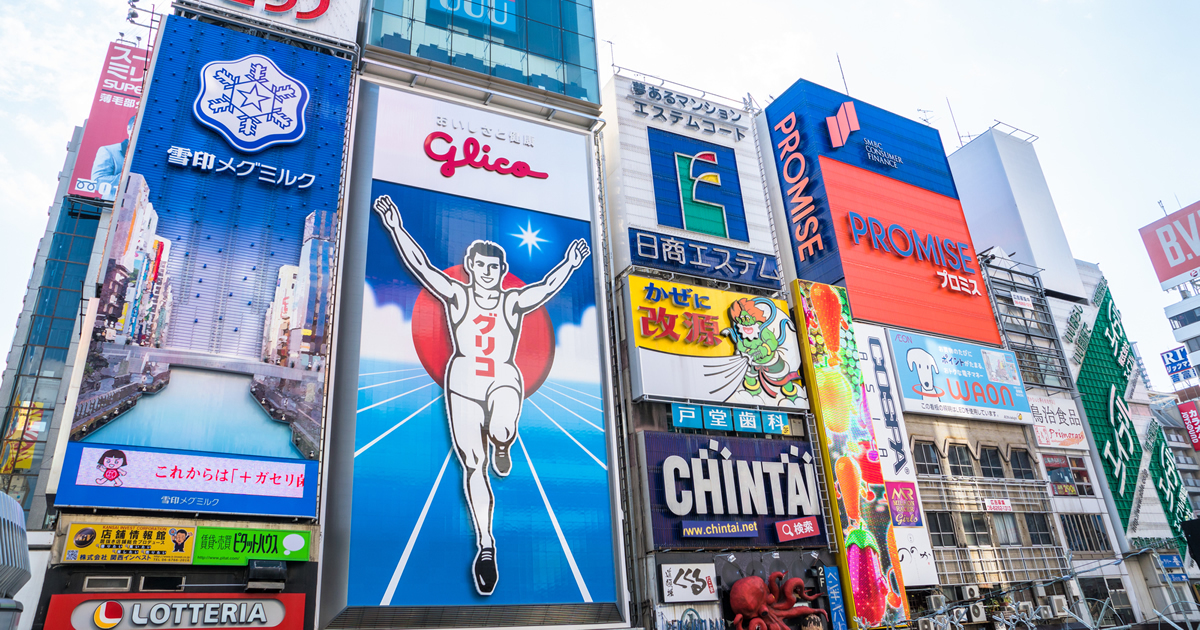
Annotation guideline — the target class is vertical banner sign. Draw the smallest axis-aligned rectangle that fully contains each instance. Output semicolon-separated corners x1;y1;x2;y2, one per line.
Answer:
70;42;147;201
854;323;937;588
1178;402;1200;452
793;280;907;629
1074;283;1140;529
1150;428;1192;555
347;84;618;608
56;16;351;517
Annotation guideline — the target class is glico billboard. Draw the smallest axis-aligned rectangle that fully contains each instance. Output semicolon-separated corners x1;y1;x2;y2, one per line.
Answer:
337;82;622;619
760;79;1000;346
56;16;352;518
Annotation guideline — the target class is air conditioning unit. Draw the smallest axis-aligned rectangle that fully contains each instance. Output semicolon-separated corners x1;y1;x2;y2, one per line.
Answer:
917;618;935;630
952;607;969;623
1017;602;1034;618
1050;595;1069;617
969;602;987;623
935;615;949;629
1035;605;1052;620
928;594;948;610
964;585;981;600
1034;584;1047;598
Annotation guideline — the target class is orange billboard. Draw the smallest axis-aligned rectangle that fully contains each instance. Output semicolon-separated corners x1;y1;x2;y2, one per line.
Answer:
820;157;1001;345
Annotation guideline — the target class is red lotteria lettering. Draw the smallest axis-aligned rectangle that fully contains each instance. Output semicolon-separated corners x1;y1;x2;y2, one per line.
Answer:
423;131;549;180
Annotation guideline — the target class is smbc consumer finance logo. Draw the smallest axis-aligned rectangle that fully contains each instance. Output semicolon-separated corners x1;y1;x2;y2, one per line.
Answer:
79;598;286;629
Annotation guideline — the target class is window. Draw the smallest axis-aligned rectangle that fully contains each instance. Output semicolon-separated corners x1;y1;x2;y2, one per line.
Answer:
948;444;974;477
928;512;957;547
1045;455;1078;495
960;512;991;546
993;513;1020;545
1011;449;1036;480
980;447;1005;478
1070;458;1094;496
1187;337;1200;353
1025;513;1053;545
914;442;941;475
1079;578;1134;627
1060;514;1112;553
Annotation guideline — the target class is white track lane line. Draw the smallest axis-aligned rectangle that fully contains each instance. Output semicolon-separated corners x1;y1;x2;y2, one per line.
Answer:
356;382;435;414
534;392;603;432
359;367;425;378
518;435;592;602
358;374;426;391
541;383;603;413
545;380;603;401
381;448;453;605
355;395;443;457
527;399;606;470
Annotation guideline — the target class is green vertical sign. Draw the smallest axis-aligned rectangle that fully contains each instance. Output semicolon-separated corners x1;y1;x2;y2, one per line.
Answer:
1074;283;1140;529
192;527;312;565
1150;428;1192;555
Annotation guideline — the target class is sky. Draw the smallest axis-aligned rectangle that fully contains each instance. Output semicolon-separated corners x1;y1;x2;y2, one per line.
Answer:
2;0;1198;389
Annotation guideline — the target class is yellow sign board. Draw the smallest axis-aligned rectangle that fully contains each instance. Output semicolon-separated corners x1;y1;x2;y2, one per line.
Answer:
625;275;808;408
63;523;196;564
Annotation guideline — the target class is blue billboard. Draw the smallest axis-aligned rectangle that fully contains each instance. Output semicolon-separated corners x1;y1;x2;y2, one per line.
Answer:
887;329;1032;423
346;84;618;607
60;15;351;518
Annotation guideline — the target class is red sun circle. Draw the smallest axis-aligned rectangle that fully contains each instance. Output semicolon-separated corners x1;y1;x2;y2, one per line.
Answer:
410;265;555;398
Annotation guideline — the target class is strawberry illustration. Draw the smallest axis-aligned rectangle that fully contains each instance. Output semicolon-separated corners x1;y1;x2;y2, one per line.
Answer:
846;527;888;627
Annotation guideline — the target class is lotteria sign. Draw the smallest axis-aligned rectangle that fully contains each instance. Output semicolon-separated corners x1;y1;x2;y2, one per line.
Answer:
47;593;304;630
762;78;1000;345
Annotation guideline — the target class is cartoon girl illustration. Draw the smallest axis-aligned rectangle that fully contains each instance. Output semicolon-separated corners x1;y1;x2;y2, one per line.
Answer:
95;449;129;487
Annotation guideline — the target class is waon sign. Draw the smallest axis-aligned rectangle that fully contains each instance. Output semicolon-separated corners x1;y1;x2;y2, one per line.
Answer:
762;78;1000;345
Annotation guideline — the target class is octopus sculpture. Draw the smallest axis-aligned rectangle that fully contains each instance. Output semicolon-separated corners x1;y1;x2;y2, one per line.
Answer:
729;571;828;630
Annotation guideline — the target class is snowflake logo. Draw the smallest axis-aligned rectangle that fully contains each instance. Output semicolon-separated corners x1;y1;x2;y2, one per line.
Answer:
192;54;309;153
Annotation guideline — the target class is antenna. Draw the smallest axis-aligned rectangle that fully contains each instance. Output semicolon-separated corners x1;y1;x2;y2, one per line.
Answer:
946;98;964;148
1177;194;1184;209
917;108;934;125
1159;200;1168;217
837;54;849;95
603;39;616;72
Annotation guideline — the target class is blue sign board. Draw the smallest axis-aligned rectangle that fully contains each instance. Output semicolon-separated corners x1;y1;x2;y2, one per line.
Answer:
888;328;1032;423
762;411;790;435
733;408;762;433
56;442;319;517
1163;347;1192;376
59;16;351;519
1161;554;1184;568
647;127;749;241
703;406;733;431
629;228;783;290
825;566;848;630
641;431;826;549
672;403;703;429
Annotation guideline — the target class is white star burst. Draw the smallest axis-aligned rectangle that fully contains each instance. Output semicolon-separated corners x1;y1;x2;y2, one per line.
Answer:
511;221;549;256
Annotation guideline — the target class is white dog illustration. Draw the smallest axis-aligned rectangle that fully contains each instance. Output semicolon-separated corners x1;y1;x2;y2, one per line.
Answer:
906;348;940;395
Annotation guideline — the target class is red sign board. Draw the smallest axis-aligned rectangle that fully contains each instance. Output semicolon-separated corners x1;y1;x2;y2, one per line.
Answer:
1139;200;1200;290
1179;401;1200;452
819;157;1002;345
45;593;304;630
68;42;147;201
774;516;820;542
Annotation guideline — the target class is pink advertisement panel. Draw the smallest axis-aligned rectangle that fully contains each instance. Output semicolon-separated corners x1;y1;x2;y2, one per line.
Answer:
68;42;147;200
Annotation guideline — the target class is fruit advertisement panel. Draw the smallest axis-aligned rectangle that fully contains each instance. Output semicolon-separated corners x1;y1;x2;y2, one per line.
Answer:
792;280;907;628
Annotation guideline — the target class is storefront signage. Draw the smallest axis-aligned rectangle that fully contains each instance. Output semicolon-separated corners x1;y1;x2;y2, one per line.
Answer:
627;275;808;409
763;78;1000;346
1151;430;1192;550
855;322;936;586
629;81;747;141
1044;455;1079;496
630;228;782;290
186;0;362;44
984;498;1012;512
825;567;848;630
775;516;821;542
1180;402;1200;452
660;563;718;603
888;329;1031;423
1163;347;1192;376
56;443;318;517
671;404;790;435
792;280;907;627
1161;553;1184;568
639;431;826;549
1139;200;1200;290
653;603;726;630
70;42;146;201
1074;282;1140;528
63;523;195;564
1010;292;1035;310
1029;395;1087;449
193;526;310;565
49;593;303;630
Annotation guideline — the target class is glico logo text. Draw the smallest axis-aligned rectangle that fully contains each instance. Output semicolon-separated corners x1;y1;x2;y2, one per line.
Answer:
847;211;976;275
424;131;549;180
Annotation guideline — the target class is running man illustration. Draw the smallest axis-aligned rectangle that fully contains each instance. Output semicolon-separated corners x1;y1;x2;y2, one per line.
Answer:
373;194;590;596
